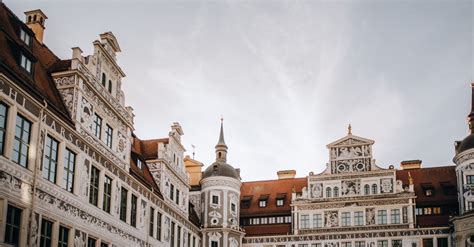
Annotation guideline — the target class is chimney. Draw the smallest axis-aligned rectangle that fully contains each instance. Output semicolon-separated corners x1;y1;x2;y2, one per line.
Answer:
400;160;422;170
277;170;296;179
24;9;47;44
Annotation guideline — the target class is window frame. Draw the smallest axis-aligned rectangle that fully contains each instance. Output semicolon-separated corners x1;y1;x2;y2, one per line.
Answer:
20;53;33;74
92;114;102;139
4;204;22;245
62;148;76;192
42;135;59;183
103;175;112;213
130;194;138;227
40;218;53;247
377;210;387;225
58;226;69;247
0;102;9;155
20;28;32;46
89;166;100;206
105;124;113;148
120;187;128;222
12;114;31;167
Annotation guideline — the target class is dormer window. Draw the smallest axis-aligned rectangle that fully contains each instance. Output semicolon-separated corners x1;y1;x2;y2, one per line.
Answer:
421;183;434;197
258;194;269;208
276;193;286;207
20;29;31;46
137;159;142;169
20;54;32;73
241;196;251;209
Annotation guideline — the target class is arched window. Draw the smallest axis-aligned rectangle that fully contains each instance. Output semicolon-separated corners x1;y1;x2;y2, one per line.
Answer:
364;184;370;195
333;187;339;197
326;187;332;198
108;80;112;93
372;184;378;194
101;73;106;86
28;16;32;22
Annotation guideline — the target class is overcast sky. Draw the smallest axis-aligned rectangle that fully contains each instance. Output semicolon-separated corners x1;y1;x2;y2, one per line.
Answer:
8;0;474;181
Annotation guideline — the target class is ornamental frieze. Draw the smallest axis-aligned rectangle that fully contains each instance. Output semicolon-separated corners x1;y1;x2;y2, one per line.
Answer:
298;224;409;235
309;171;394;181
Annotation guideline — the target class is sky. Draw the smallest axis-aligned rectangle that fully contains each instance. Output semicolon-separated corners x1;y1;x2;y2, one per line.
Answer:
7;0;474;182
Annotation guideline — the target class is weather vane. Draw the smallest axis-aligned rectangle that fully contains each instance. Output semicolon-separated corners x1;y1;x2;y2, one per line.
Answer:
191;144;196;159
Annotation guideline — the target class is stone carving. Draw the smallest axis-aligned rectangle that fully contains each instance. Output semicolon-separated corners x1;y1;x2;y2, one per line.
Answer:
28;213;39;247
139;200;147;229
331;145;371;160
0;170;22;192
341;179;360;196
310;183;323;198
333;158;371;174
116;131;128;160
74;230;86;247
366;208;376;225
81;159;90;198
189;195;201;219
230;237;239;247
59;88;75;114
54;75;75;87
164;216;171;241
209;211;222;226
324;211;339;227
80;97;93;128
380;178;393;193
325;242;339;247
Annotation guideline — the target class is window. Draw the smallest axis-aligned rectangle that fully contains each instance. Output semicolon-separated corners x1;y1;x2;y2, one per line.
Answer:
285;216;292;223
354;211;364;226
299;245;308;247
62;148;75;192
101;243;109;247
312;244;322;247
137;159;142;169
300;214;310;229
231;203;236;213
120;187;128;222
391;209;400;224
108;80;113;93
468;201;474;211
42;135;58;183
355;241;365;247
89;166;100;206
149;207;155;237
176;189;180;205
341;243;351;247
105;124;113;148
415;207;423;215
259;200;267;207
261;217;268;224
424;189;433;196
103;175;112;213
13;115;31;167
341;212;351;226
402;207;408;223
40;219;53;247
433;207;441;215
92;114;102;138
333;187;339;197
212;195;219;204
177;226;181;247
211;241;218;247
102;73;106;87
131;195;137;227
372;184;378;194
276;198;284;206
157;212;162;241
364;184;370;195
58;226;69;247
423;207;432;215
87;237;96;247
392;240;402;247
377;210;387;225
5;205;22;245
467;175;474;184
326;187;332;198
20;29;31;46
312;214;322;228
377;240;388;247
170;184;174;200
437;238;448;247
0;103;8;155
171;222;175;247
188;233;191;247
422;239;433;247
20;54;32;73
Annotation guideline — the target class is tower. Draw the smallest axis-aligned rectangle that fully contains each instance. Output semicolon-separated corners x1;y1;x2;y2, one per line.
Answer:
200;121;245;247
24;9;47;44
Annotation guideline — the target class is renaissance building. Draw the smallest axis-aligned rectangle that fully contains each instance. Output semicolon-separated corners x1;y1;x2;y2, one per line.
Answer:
0;2;472;247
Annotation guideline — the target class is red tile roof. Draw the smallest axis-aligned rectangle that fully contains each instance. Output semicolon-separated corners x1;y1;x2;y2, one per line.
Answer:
130;136;163;198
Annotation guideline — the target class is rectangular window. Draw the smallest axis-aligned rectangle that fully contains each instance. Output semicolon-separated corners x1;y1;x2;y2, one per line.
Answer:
312;244;322;247
422;239;434;247
467;175;474;184
20;29;31;46
4;204;22;245
171;222;175;247
312;214;322;228
402;207;408;223
137;159;142;169
415;207;422;216
354;211;364;226
468;201;474;211
341;212;351;226
193;237;196;247
100;243;108;247
433;207;441;215
188;233;191;247
157;212;162;241
89;166;100;206
261;217;268;224
176;189;180;205
285;216;291;223
103;175;112;213
377;240;388;247
392;240;402;247
177;226;181;247
62;148;75;192
423;207;432;215
12;115;31;167
105;124;113;148
300;214;309;229
298;244;308;247
341;243;351;247
87;237;96;247
377;210;387;225
42;135;58;183
93;114;102;138
0;103;8;155
20;54;32;73
212;195;219;204
259;200;267;207
40;219;53;247
276;198;284;206
231;203;236;212
391;209;400;224
211;241;218;247
120;187;128;222
149;207;155;237
437;238;448;247
131;195;138;227
355;241;365;247
170;184;174;200
58;226;69;247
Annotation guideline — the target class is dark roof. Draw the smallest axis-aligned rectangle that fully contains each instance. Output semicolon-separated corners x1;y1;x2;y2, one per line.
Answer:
130;137;163;199
202;161;239;180
130;134;168;160
0;3;72;124
455;134;474;155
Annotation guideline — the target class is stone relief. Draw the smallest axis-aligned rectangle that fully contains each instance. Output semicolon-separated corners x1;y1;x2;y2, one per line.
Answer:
310;183;323;198
139;200;147;229
164;216;171;241
80;97;93;128
28;213;39;247
209;211;222;226
230;237;239;247
332;159;371;174
189;195;201;219
74;230;86;247
331;145;370;160
324;242;339;247
366;208;376;225
54;75;75;87
341;179;360;196
59;88;76;115
116;131;128;160
115;182;121;215
380;178;393;193
81;159;90;198
324;211;339;227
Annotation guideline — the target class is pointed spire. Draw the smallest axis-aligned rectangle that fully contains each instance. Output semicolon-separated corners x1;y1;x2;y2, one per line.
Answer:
348;124;352;135
468;83;474;134
215;118;228;162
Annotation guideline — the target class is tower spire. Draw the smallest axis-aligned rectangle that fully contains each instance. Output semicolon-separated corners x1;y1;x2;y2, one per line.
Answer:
215;118;228;162
468;83;474;134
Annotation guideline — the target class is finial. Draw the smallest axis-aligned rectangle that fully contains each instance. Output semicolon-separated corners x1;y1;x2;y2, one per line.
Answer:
408;172;414;185
221;116;224;124
348;124;352;135
191;144;196;159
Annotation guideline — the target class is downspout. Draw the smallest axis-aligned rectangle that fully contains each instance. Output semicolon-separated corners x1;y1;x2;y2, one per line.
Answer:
28;99;47;247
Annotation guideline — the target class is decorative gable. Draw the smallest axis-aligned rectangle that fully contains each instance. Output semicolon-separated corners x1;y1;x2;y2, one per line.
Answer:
326;133;376;174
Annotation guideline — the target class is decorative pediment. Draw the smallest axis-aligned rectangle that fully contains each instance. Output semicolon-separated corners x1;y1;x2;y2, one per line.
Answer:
100;32;121;53
327;135;374;148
